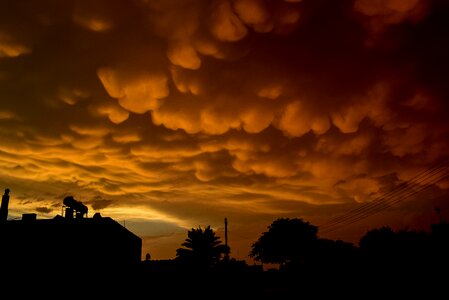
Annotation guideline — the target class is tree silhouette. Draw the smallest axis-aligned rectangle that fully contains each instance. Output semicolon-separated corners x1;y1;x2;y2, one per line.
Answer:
176;225;229;269
359;226;430;270
250;218;318;266
359;226;396;261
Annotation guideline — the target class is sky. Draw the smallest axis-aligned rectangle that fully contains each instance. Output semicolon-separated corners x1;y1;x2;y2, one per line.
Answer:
1;0;449;262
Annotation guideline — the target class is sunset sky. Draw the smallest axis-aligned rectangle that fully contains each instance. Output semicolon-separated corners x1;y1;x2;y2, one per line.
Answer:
1;0;449;261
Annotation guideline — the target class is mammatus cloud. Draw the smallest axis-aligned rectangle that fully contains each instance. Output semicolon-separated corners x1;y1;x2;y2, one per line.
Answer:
354;0;429;41
1;0;449;260
0;33;31;58
97;68;169;114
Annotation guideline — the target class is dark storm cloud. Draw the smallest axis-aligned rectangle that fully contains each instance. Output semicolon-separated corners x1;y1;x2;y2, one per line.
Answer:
35;206;52;214
89;196;113;210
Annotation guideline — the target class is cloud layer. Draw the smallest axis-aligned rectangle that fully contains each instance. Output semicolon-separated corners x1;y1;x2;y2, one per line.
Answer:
1;0;449;260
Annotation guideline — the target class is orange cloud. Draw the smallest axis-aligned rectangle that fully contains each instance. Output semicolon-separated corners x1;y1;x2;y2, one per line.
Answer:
210;0;248;42
316;133;372;156
234;0;273;33
0;33;31;58
170;66;202;95
73;14;112;32
276;101;330;137
112;131;142;144
354;0;421;22
337;177;382;203
70;124;111;137
167;41;202;70
0;110;16;120
257;85;283;100
331;84;391;133
93;103;130;124
98;68;169;114
354;0;429;44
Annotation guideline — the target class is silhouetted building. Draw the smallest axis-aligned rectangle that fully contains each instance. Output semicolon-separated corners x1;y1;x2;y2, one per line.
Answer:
0;199;142;277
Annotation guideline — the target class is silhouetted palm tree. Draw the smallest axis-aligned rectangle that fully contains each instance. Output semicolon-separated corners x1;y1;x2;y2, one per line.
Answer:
176;226;229;269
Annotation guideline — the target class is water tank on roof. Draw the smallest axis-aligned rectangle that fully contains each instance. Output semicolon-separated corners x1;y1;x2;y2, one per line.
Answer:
63;196;88;218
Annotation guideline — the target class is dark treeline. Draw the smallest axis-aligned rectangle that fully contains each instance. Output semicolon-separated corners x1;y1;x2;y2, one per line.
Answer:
125;218;449;298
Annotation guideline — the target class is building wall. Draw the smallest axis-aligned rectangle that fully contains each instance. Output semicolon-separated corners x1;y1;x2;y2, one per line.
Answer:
0;217;142;275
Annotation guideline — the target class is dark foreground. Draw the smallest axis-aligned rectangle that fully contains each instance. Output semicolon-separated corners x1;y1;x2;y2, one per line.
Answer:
4;262;447;299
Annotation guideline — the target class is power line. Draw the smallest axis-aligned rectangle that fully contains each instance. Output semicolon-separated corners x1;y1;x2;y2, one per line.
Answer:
321;159;449;227
322;164;449;231
320;172;449;234
320;164;449;233
322;159;449;227
319;159;449;234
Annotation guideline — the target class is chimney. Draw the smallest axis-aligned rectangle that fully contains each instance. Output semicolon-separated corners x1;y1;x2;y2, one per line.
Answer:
0;188;10;222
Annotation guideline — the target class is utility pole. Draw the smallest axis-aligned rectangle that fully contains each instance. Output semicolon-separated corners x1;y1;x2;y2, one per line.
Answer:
225;217;229;260
435;206;443;223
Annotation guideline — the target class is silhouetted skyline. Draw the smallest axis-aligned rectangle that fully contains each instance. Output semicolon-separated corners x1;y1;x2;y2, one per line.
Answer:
2;206;447;298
